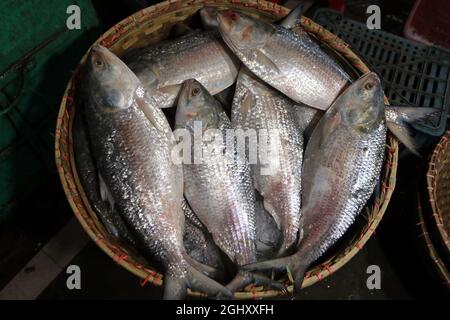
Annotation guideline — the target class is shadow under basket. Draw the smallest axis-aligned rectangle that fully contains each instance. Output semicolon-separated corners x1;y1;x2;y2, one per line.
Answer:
55;0;399;299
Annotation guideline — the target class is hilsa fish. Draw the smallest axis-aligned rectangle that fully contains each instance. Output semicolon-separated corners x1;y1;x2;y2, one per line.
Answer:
231;68;305;257
244;72;386;292
82;45;230;299
217;10;350;111
176;79;280;292
217;10;439;155
124;31;239;109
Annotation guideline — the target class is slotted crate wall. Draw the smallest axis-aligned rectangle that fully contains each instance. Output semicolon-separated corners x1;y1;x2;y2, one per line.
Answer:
313;8;450;136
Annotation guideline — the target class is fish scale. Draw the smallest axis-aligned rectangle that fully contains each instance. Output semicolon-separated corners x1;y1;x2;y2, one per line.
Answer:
301;121;385;262
91;102;185;271
217;12;349;110
176;79;257;268
232;69;303;256
243;72;386;292
218;11;439;156
184;127;257;266
125;31;239;108
84;46;230;299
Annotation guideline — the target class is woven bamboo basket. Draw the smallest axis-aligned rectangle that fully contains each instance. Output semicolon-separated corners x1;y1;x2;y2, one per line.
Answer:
417;192;450;292
427;131;450;263
55;0;399;299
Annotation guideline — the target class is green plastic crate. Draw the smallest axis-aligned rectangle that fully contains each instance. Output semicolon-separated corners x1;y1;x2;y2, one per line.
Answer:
0;0;102;222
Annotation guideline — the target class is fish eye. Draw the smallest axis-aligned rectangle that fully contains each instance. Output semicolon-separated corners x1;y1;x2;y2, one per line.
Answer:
364;81;374;90
94;59;104;68
191;87;200;96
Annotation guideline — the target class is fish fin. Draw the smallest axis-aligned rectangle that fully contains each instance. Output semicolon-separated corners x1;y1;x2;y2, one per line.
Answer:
226;270;284;292
184;254;226;281
279;0;314;29
98;172;115;214
242;257;307;293
386;121;421;157
242;256;290;273
135;94;173;142
290;264;308;293
186;262;233;299
386;105;440;124
253;50;281;75
163;275;187;300
158;84;182;102
385;105;441;156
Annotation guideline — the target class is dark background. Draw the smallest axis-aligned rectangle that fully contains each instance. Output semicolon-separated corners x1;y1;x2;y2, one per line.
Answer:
0;0;449;300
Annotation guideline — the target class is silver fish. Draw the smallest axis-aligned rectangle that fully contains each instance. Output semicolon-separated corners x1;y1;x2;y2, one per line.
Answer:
73;110;138;246
217;11;350;111
124;31;239;109
183;203;225;271
244;72;386;292
176;79;279;292
218;10;439;155
294;106;323;142
82;45;230;299
231;68;305;256
183;221;225;272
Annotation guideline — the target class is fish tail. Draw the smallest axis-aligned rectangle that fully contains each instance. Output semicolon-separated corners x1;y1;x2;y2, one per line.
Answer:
242;256;292;273
290;264;308;293
242;255;308;293
226;270;284;292
180;252;232;298
186;264;233;299
163;275;188;300
163;253;232;299
386;106;440;156
184;253;226;281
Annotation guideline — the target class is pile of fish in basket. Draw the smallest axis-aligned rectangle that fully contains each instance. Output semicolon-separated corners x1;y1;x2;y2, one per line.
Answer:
67;4;434;299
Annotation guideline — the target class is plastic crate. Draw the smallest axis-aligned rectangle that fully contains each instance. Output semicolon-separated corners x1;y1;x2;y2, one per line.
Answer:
312;8;450;137
0;0;102;223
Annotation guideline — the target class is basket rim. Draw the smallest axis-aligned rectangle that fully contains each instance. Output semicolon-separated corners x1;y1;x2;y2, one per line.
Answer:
426;130;450;256
417;192;450;289
55;0;399;299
